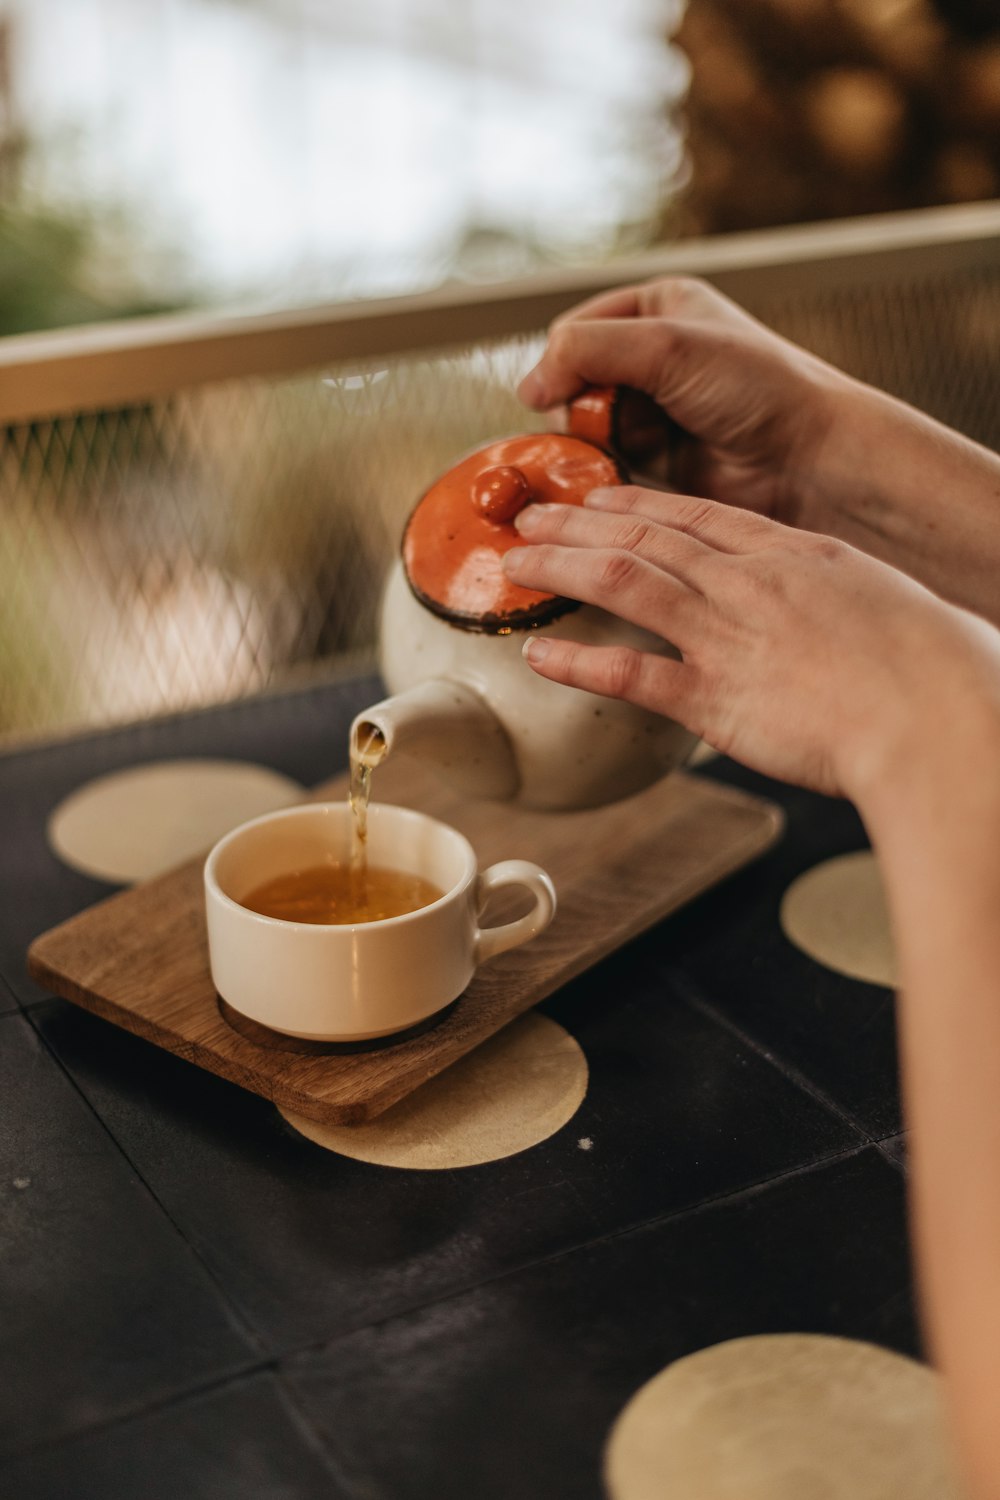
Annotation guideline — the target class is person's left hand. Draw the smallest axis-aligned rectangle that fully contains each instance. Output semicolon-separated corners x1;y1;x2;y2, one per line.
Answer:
502;484;1000;806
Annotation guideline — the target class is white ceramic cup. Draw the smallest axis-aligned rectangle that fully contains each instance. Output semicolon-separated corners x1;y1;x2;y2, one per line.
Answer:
204;801;556;1042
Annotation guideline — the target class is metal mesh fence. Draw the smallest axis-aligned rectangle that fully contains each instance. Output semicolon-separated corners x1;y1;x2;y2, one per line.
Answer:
0;254;998;743
0;337;541;739
738;264;1000;450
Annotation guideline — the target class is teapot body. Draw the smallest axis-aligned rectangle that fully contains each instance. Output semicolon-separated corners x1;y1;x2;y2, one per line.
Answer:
379;561;697;811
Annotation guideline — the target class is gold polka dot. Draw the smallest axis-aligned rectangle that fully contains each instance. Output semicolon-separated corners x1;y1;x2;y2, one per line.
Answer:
780;851;896;987
279;1012;588;1169
49;759;304;883
605;1335;961;1500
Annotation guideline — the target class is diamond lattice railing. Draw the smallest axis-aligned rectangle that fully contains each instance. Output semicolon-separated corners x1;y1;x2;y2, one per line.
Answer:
0;259;998;743
0;334;543;740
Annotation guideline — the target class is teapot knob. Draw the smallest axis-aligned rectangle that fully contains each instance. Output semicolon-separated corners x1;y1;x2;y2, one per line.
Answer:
472;464;533;525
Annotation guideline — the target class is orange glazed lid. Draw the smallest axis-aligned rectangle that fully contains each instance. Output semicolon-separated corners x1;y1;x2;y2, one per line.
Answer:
402;431;625;633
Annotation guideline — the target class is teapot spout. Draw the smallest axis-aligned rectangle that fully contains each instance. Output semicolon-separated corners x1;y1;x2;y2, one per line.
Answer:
350;680;519;801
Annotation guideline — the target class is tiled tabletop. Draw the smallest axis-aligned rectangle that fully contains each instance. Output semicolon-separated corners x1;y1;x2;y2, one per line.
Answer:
0;677;913;1500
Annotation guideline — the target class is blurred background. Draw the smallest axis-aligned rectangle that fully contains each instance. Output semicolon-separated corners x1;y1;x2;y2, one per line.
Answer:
0;0;690;332
0;0;998;741
2;0;997;335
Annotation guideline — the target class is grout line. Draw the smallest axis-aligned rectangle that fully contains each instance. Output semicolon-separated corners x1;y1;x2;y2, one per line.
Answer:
673;973;884;1147
0;1362;367;1499
270;1376;381;1500
0;969;20;1015
2;1008;884;1474
0;1367;269;1470
9;988;895;1471
272;1139;876;1373
0;1141;882;1486
21;1005;268;1361
874;1133;907;1173
0;1138;879;1468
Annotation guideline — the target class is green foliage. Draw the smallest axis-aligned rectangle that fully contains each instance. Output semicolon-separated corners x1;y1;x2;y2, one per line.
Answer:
0;507;82;734
0;197;180;337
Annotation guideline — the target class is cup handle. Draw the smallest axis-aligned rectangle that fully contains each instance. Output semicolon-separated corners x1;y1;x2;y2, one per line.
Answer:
474;860;556;963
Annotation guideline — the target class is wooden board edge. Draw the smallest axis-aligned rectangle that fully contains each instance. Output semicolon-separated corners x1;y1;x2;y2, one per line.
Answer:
25;782;786;1128
287;792;788;1124
26;946;382;1123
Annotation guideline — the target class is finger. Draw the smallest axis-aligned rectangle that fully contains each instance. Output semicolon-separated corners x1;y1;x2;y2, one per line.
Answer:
521;279;755;409
513;500;716;593
586;484;788;555
521;636;697;724
503;543;702;644
519;317;680;411
548;286;646;328
547;276;736;335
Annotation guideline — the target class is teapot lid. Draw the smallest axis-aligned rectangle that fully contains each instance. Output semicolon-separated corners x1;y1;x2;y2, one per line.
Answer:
402;431;625;633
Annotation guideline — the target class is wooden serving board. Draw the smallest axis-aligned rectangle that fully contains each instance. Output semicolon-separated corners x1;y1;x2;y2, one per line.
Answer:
28;761;783;1124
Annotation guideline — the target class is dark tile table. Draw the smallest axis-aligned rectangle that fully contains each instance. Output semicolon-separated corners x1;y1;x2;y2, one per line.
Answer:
0;678;911;1500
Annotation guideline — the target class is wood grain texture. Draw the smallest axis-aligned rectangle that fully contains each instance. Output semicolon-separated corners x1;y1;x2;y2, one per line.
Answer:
28;763;783;1124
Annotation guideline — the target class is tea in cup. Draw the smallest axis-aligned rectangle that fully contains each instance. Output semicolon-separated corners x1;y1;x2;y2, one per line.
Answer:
204;802;556;1042
239;861;444;926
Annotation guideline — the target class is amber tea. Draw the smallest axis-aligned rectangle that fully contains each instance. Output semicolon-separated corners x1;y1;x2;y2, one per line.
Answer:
349;723;387;894
240;862;443;925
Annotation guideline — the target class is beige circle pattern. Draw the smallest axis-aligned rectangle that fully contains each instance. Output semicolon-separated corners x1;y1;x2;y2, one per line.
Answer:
604;1334;961;1500
780;850;897;988
280;1012;588;1169
48;759;304;883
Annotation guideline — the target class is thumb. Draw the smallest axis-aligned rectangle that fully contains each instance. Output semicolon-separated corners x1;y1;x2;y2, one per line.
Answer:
519;317;684;411
519;315;751;440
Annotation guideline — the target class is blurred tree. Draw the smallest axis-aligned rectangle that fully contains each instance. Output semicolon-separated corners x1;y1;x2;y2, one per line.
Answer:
0;15;181;336
676;0;1000;236
0;202;168;335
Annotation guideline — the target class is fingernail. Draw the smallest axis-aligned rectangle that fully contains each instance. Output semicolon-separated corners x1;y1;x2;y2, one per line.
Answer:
502;547;527;575
518;369;546;408
523;636;551;663
585;487;616;508
513;505;543;533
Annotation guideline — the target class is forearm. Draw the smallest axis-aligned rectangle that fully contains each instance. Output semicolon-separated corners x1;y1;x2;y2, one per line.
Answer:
860;711;1000;1498
808;378;1000;627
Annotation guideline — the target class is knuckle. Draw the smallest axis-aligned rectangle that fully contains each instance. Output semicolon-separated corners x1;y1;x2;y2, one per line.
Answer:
605;648;640;699
597;549;639;594
803;533;844;565
671;496;718;535
670;275;709;308
544;638;575;677
616;517;654;552
545;322;577;362
518;542;554;579
649;274;708;312
543;505;571;539
610;484;646;513
653;317;691;364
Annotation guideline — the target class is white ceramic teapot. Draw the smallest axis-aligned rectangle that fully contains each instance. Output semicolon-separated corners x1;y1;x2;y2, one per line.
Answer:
351;386;697;810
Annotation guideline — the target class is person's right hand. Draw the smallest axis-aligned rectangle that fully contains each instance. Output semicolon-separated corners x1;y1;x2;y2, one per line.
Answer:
519;276;1000;631
503;483;1000;808
518;277;844;531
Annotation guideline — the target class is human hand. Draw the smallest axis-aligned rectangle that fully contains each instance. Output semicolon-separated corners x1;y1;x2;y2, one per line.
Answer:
519;277;845;528
520;276;1000;631
502;484;1000;806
